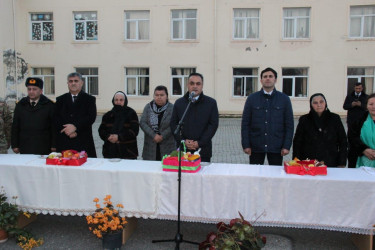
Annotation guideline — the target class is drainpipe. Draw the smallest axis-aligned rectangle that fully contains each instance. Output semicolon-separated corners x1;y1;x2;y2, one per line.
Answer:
12;0;18;100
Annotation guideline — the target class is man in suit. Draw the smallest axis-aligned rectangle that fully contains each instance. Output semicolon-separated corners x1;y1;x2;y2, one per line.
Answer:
55;72;97;157
11;77;56;155
343;82;368;167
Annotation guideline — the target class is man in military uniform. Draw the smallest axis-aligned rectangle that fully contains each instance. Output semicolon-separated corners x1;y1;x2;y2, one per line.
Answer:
0;100;12;154
11;77;56;155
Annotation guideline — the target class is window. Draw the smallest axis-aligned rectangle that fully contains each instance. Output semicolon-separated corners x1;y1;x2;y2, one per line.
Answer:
283;8;310;39
32;67;55;95
349;6;375;38
233;68;258;97
30;13;53;41
171;68;196;95
171;10;197;40
75;67;99;95
282;68;308;97
347;67;375;95
73;11;98;41
125;10;150;40
125;68;149;96
233;9;260;39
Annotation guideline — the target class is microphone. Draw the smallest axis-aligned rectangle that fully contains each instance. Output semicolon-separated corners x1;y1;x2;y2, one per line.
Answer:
189;91;196;102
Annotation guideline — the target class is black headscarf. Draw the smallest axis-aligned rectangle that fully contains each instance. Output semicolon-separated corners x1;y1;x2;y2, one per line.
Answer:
111;91;129;134
309;93;330;132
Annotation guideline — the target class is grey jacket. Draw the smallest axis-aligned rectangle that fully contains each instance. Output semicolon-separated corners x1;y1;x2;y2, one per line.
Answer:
140;102;175;160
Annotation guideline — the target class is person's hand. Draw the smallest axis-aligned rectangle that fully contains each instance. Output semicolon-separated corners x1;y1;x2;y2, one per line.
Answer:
61;124;76;136
243;148;251;155
281;148;289;156
69;132;77;139
108;134;119;143
153;134;163;143
363;148;375;160
12;148;20;154
185;139;198;150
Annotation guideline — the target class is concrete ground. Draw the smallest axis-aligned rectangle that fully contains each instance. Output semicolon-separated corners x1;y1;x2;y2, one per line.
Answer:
0;117;359;249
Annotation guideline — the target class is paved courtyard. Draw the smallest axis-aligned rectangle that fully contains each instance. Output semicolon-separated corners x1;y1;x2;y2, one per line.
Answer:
1;117;359;249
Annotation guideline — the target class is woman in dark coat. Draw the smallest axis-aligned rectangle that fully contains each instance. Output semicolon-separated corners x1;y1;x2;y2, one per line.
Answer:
98;91;139;159
140;85;175;161
293;93;347;167
348;93;375;168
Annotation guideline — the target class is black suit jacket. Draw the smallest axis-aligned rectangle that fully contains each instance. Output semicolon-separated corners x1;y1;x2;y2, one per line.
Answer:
55;91;97;157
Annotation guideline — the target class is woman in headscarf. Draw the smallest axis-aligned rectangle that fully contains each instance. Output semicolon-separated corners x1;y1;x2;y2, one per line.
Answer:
348;93;375;167
98;91;139;159
293;93;347;167
140;85;175;161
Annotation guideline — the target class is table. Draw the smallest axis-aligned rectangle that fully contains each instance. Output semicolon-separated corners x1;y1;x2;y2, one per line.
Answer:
1;154;374;235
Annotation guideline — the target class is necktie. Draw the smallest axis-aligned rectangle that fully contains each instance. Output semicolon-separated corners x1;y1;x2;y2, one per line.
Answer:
73;96;77;103
31;101;36;107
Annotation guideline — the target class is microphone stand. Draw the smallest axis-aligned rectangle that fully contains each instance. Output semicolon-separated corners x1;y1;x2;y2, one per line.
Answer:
152;97;198;249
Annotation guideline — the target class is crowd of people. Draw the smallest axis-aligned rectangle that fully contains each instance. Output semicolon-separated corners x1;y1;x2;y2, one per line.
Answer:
0;68;374;168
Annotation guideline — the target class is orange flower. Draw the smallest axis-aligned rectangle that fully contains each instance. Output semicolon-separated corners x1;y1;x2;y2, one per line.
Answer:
116;204;124;208
93;198;99;203
96;204;100;209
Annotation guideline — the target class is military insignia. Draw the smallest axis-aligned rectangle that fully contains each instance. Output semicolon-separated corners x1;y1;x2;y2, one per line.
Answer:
29;79;36;84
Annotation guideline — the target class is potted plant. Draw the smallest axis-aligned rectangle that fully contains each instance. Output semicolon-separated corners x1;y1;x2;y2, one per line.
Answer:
0;186;43;249
199;212;266;250
86;195;127;249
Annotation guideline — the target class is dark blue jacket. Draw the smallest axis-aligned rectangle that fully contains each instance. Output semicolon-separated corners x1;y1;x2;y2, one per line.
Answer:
170;92;219;160
241;89;294;153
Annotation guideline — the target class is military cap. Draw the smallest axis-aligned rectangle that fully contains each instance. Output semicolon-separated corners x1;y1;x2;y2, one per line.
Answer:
25;77;43;89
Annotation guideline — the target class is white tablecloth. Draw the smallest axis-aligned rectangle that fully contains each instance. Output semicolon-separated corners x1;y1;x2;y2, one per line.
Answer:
1;154;375;234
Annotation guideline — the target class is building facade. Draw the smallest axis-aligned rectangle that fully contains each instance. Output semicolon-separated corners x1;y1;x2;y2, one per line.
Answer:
1;0;375;115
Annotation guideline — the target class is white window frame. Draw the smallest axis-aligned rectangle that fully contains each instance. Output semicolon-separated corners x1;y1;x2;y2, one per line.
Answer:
124;10;150;41
171;9;197;40
171;68;196;96
349;6;375;38
75;67;99;96
31;67;55;95
282;8;311;39
233;9;260;40
282;68;309;97
30;13;54;41
73;11;98;41
125;68;150;96
347;67;375;94
232;68;258;97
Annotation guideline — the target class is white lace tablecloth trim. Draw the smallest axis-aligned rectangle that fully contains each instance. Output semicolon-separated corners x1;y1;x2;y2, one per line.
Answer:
156;215;375;235
19;205;157;219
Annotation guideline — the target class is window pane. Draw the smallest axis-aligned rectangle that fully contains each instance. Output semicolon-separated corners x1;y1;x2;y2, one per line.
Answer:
283;78;293;96
233;78;243;96
364;16;375;37
86;21;97;40
173;20;183;39
126;68;138;75
88;77;98;95
233;68;254;75
127;78;136;95
247;19;259;38
138;20;149;39
185;19;196;39
172;10;182;19
75;22;85;40
127;21;136;39
32;23;41;40
296;18;309;38
234;20;244;38
347;68;365;75
184;10;196;18
295;77;308;97
172;78;182;95
350;17;361;37
44;76;55;95
246;77;257;95
43;22;54;41
139;77;149;95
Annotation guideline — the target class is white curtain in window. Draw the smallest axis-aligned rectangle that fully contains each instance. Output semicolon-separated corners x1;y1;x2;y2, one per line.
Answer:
234;9;259;39
284;8;309;38
125;11;149;39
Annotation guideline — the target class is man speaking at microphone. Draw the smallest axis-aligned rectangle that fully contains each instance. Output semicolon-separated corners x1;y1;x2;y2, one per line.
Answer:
170;72;219;162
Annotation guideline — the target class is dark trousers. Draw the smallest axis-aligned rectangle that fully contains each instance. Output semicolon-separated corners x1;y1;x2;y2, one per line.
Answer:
201;157;211;163
250;152;283;166
347;147;358;168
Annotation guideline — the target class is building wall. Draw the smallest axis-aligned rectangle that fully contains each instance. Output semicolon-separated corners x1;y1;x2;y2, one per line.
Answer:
3;0;375;115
